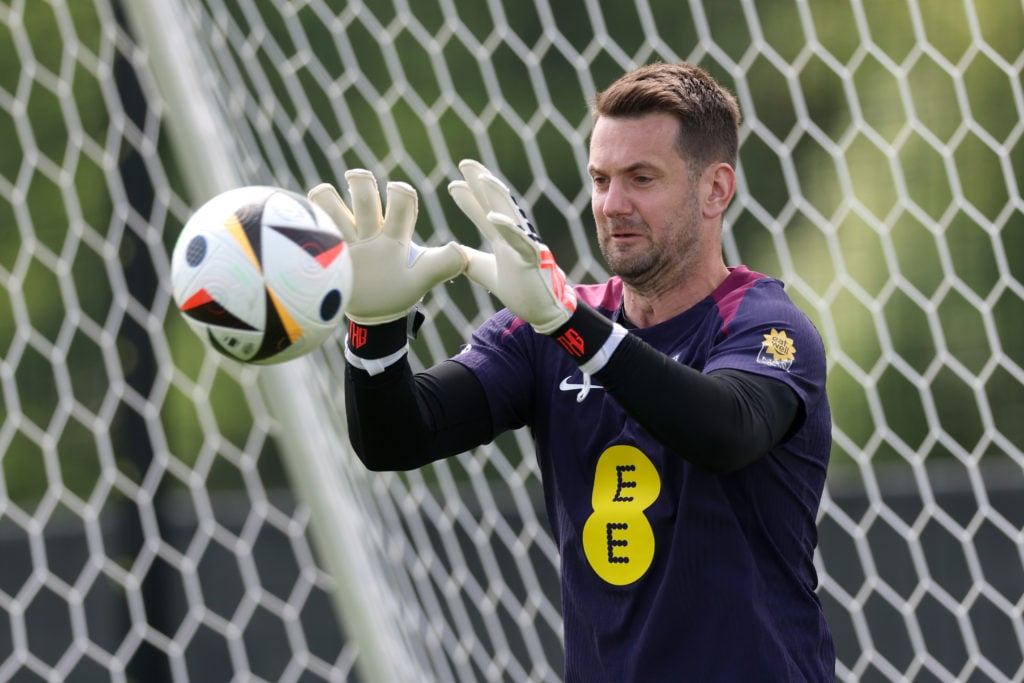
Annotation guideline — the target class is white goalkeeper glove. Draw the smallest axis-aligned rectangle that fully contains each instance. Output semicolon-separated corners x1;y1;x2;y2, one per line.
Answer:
309;169;466;374
447;159;577;335
449;159;627;373
309;169;466;325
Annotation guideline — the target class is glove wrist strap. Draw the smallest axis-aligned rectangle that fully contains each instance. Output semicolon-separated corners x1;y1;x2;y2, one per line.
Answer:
344;343;408;376
344;310;424;376
547;304;627;374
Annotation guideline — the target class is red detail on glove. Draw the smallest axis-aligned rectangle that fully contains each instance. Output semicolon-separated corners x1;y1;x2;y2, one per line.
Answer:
556;328;585;357
348;320;368;349
539;250;576;312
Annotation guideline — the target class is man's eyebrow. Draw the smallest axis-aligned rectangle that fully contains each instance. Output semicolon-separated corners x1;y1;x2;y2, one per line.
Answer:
587;161;656;175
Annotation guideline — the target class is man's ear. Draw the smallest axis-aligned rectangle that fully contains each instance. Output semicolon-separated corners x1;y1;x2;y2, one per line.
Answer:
702;163;736;220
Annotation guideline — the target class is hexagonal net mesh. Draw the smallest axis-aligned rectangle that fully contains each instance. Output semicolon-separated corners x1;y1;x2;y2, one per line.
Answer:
2;0;1023;681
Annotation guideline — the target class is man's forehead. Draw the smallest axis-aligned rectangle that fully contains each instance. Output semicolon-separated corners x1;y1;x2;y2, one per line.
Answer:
588;114;685;172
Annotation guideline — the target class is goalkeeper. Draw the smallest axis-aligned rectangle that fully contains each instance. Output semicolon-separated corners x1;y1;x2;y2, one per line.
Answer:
310;62;834;681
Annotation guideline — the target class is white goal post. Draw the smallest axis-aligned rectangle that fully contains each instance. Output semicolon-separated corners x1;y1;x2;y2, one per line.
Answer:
1;0;1022;682
123;2;414;681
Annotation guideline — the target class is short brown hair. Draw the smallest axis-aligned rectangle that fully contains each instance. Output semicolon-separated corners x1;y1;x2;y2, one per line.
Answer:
591;62;740;175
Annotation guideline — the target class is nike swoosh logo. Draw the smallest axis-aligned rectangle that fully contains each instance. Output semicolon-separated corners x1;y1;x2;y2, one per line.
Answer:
559;376;603;391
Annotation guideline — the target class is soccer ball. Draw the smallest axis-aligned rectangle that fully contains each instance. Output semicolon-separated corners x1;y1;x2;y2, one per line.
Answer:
170;186;353;364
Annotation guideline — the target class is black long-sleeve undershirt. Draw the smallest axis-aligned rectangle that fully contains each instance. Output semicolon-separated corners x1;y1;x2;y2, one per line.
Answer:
344;359;493;471
345;332;800;474
595;334;799;472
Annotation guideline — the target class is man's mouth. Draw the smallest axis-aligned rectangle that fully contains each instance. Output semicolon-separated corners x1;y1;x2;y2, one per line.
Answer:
609;228;643;241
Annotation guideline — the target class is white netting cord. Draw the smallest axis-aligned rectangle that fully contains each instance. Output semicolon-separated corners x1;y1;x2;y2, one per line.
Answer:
175;1;1024;680
1;1;361;681
2;0;1023;681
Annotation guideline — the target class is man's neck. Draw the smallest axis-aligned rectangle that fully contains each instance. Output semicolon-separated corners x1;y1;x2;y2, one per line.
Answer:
621;262;731;327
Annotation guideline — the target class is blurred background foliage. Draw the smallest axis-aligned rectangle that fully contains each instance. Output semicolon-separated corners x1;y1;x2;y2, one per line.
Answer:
2;0;1023;503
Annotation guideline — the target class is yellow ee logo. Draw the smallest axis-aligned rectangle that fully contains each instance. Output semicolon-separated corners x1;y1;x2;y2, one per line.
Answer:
582;445;661;585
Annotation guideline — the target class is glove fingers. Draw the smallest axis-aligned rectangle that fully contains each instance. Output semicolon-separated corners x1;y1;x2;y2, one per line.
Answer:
458;159;508;217
307;183;357;243
457;159;491;195
344;169;384;239
449;181;501;244
456;245;499;293
490;213;575;327
382;181;418;241
459;160;540;245
488;210;541;263
475;171;522;220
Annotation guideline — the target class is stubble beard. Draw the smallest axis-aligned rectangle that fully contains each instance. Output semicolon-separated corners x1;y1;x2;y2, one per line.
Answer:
599;226;661;288
598;206;704;298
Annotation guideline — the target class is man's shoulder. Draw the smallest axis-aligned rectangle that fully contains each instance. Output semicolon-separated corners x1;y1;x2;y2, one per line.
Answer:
574;278;622;315
714;266;811;326
712;265;784;304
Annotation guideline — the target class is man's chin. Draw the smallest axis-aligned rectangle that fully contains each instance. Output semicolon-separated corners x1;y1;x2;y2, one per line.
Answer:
607;259;654;283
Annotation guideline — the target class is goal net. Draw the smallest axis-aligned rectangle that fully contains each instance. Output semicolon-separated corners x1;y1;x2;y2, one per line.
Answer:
2;0;1022;681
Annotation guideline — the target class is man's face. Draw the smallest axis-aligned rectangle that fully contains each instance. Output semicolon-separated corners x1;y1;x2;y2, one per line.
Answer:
588;112;705;292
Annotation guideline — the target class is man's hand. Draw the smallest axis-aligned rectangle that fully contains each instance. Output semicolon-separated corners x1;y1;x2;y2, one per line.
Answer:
448;159;577;335
308;169;466;326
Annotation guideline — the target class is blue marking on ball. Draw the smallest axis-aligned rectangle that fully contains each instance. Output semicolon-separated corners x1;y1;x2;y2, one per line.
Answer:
186;235;207;266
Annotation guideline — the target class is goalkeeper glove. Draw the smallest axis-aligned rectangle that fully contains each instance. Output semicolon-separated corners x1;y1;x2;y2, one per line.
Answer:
448;159;627;374
448;159;576;334
309;169;466;374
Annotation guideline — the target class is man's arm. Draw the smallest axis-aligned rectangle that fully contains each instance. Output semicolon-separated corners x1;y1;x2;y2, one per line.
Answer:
447;159;799;473
343;326;797;473
595;334;799;473
344;354;494;471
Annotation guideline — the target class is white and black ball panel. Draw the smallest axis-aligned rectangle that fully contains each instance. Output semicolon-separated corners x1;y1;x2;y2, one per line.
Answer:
172;211;267;331
170;185;352;365
261;189;321;232
205;326;266;363
262;229;346;315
